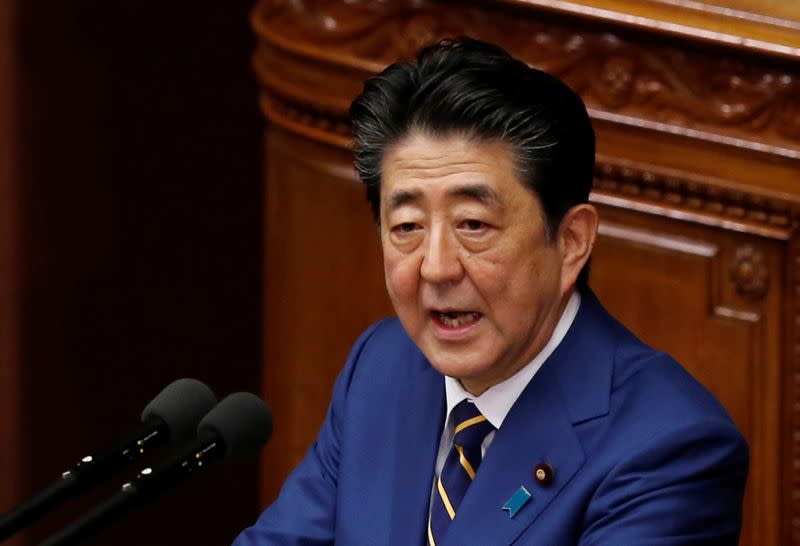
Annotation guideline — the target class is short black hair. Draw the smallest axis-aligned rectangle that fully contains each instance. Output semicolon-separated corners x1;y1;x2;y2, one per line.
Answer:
349;37;595;291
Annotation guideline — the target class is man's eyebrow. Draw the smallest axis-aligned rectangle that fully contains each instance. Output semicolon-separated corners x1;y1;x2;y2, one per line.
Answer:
446;184;502;206
385;184;502;211
387;189;422;211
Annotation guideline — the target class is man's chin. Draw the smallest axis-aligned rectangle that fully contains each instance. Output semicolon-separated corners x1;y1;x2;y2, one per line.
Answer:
427;355;490;384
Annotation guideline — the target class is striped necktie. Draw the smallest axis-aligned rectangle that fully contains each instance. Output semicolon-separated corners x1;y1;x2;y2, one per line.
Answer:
428;400;495;545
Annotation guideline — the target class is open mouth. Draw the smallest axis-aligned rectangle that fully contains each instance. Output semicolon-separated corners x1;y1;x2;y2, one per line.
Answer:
431;311;482;328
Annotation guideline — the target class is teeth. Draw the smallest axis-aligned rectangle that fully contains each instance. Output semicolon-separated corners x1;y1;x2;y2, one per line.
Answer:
438;312;479;327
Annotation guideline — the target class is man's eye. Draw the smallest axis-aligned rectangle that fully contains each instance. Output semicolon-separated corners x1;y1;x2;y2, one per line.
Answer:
394;222;419;234
460;220;486;231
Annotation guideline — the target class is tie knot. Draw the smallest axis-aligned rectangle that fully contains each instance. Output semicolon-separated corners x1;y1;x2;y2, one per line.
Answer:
451;400;494;450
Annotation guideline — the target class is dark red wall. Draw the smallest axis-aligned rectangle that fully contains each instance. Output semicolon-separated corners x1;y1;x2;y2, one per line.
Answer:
3;0;263;543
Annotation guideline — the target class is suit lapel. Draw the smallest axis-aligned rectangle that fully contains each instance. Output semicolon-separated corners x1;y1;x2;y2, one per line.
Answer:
389;349;446;546
441;359;585;546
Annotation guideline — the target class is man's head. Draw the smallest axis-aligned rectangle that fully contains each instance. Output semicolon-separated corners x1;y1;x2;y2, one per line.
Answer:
350;38;598;394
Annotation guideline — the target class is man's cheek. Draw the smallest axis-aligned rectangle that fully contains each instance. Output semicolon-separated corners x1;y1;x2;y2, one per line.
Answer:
387;260;418;293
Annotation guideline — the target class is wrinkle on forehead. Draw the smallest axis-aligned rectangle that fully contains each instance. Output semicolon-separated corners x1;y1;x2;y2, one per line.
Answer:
388;164;494;182
384;134;515;181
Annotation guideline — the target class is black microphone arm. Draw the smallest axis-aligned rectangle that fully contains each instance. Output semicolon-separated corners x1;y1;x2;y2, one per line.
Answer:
38;392;273;546
0;378;217;542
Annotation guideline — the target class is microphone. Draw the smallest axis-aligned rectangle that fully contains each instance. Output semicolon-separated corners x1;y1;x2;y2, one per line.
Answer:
0;378;217;541
39;392;273;546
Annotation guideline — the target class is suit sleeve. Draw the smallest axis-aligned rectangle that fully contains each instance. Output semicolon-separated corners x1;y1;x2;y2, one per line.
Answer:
578;418;749;546
232;323;381;546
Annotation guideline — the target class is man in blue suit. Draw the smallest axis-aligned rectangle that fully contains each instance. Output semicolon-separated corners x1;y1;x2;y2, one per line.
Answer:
234;38;748;545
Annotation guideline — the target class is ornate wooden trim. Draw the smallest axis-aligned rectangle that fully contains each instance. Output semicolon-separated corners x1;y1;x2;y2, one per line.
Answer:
501;0;800;60
252;0;800;158
729;244;770;301
591;158;798;240
597;221;718;257
252;0;800;240
260;95;351;150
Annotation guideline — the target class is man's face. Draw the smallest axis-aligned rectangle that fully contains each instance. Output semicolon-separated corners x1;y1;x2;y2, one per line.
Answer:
381;132;571;395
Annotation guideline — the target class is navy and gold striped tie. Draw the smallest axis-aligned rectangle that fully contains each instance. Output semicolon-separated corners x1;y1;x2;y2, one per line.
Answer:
428;400;495;545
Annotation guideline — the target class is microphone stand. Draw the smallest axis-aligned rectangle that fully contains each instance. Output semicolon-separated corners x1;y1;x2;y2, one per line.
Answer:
0;417;167;541
38;433;225;546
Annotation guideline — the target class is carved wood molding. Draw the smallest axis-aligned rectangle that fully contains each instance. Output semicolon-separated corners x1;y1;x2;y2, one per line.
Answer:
252;0;800;158
729;244;770;301
500;0;800;60
591;158;798;240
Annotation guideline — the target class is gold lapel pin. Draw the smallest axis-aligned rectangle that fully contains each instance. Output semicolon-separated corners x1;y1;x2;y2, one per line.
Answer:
534;463;554;486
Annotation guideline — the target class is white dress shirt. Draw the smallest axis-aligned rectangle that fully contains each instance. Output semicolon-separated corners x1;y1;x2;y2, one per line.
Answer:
432;291;581;484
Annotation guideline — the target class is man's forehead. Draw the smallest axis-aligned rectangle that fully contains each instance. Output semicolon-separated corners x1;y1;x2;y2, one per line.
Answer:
380;135;524;214
384;133;513;173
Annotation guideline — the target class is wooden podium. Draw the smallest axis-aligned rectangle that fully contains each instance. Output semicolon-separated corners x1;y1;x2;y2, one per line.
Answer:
251;2;800;544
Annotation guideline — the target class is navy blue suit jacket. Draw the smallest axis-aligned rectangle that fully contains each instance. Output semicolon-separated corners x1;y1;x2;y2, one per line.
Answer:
234;292;748;545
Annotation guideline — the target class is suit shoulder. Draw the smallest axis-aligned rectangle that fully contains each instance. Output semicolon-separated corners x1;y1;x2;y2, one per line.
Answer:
579;299;732;426
352;316;416;356
569;297;744;441
343;317;424;377
605;344;744;453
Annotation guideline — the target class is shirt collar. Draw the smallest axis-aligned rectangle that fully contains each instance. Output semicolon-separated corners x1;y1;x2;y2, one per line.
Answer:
444;291;581;430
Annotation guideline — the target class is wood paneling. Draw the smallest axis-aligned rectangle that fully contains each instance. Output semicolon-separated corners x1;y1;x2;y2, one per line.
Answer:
252;0;800;544
261;126;392;499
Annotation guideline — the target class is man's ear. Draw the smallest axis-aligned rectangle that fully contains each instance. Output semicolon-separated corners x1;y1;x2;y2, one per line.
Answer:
557;204;599;294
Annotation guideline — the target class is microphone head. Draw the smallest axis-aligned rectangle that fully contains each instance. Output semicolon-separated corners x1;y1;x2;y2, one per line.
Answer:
198;392;273;459
141;378;218;447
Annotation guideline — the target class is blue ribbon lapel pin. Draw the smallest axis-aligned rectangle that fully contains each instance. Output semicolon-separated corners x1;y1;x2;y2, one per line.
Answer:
502;485;532;518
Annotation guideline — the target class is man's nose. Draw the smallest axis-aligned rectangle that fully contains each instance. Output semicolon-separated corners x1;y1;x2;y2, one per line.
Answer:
420;227;464;284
